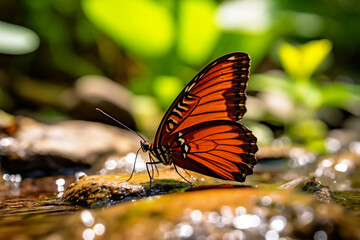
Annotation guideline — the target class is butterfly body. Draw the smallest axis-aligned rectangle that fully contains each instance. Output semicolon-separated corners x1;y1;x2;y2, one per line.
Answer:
141;52;258;183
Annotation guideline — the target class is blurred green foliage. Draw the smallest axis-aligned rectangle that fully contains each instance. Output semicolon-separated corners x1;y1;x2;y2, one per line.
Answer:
251;39;360;151
0;0;359;153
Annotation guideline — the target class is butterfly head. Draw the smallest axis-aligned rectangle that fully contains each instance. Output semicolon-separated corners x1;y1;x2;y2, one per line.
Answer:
141;141;151;152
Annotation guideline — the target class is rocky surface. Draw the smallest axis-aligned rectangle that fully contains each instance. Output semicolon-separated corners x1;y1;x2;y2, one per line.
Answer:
63;75;137;130
1;187;359;240
0;117;139;177
1;113;360;239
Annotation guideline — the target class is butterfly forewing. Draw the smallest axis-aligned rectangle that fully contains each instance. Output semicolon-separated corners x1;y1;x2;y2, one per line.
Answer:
154;52;250;145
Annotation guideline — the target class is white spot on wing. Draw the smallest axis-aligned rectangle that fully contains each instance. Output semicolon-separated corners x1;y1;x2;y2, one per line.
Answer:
178;138;185;145
184;144;189;153
162;146;167;152
177;103;188;111
173;108;182;117
185;82;196;92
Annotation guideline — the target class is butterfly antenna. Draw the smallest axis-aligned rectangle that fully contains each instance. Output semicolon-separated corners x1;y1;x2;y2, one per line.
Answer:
96;108;146;142
126;147;142;181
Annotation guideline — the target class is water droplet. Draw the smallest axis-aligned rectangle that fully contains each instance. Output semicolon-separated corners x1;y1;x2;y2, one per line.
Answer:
314;230;328;240
75;171;87;180
190;210;202;223
349;141;360;155
233;214;261;229
2;173;10;181
261;196;272;206
175;223;193;238
82;228;95;240
321;158;334;168
93;223;105;235
104;159;117;170
207;212;220;224
265;229;279;240
56;178;65;186
81;210;94;227
235;206;246;216
0;137;14;147
325;138;341;153
270;216;287;232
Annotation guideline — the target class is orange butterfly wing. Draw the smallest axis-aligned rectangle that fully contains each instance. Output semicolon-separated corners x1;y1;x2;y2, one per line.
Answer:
152;52;257;182
169;121;257;181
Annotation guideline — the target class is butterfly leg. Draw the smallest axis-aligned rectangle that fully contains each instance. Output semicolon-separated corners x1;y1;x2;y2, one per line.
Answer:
149;155;158;179
172;162;193;186
183;169;192;179
126;148;142;181
146;161;162;193
150;156;160;177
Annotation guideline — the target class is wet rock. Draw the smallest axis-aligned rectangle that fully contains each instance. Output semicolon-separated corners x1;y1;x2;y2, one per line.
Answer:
62;75;136;130
0;117;138;177
312;150;360;190
327;129;360;152
277;176;312;189
333;191;360;211
252;145;317;185
60;169;195;207
60;175;146;207
278;177;335;201
1;188;360;240
0;174;75;201
0;110;18;136
301;179;335;201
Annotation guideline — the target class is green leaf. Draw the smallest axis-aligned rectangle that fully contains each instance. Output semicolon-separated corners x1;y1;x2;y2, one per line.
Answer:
249;73;294;93
278;39;332;81
321;82;350;108
177;0;220;66
82;0;174;58
289;119;328;142
153;76;184;109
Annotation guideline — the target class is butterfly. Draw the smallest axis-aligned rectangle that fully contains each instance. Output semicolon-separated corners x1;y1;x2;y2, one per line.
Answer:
98;52;258;186
140;52;257;184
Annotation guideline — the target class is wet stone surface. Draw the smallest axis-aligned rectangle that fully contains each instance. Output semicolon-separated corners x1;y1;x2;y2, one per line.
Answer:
60;170;196;207
60;175;146;207
1;116;360;239
1;187;360;240
0;117;138;177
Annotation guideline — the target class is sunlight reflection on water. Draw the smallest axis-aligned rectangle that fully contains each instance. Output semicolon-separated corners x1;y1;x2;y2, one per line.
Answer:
2;173;21;196
288;148;316;168
349;141;360;155
0;137;14;147
56;177;65;198
80;210;106;240
314;230;328;240
99;153;146;175
157;194;336;239
313;151;355;190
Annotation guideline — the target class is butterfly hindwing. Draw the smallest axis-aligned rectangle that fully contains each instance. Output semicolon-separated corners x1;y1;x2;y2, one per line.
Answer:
168;120;258;182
